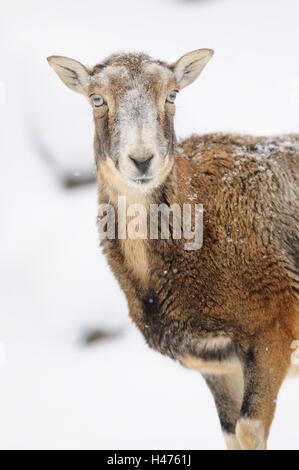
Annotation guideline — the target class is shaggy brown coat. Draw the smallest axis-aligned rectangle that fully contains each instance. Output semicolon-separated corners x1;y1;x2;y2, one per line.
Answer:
99;132;299;448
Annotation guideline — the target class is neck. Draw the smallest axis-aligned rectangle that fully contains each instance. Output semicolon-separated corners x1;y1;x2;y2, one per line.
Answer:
96;151;178;288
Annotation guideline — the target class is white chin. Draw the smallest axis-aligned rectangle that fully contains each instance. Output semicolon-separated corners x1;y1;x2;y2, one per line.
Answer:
124;175;159;191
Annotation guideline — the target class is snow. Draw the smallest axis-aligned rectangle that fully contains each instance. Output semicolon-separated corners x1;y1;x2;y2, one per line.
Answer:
1;0;299;450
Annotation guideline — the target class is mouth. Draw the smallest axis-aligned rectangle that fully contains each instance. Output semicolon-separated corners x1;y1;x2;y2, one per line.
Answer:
131;176;154;184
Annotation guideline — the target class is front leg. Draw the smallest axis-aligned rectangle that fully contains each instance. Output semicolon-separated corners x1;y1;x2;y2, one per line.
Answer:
204;371;243;450
236;332;291;450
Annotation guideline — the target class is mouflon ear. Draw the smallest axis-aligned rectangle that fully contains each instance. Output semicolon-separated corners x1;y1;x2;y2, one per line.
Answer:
170;49;214;89
47;56;90;94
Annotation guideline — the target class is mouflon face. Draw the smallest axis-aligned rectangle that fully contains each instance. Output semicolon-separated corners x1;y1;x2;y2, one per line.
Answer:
47;49;213;192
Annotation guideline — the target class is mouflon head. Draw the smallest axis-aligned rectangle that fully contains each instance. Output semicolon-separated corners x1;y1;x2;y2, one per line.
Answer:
47;49;213;192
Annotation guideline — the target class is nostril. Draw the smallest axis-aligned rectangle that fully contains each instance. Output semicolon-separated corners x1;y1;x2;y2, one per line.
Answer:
129;155;153;174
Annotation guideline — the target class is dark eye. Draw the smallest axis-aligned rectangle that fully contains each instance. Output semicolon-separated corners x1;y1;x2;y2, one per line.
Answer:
166;90;178;104
90;94;105;107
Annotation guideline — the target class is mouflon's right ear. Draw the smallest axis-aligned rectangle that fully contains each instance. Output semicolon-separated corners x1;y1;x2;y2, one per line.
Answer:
47;56;90;95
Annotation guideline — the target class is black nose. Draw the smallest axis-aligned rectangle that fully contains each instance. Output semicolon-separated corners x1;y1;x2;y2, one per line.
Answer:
129;155;153;174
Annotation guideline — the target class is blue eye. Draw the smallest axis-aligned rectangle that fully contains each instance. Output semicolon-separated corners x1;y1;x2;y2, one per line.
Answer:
91;94;104;107
166;90;178;103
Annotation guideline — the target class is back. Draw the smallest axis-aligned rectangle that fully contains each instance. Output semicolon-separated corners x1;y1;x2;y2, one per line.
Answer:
177;133;299;285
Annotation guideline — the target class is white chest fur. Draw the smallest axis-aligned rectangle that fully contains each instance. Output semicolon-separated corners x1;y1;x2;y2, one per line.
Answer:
179;336;242;375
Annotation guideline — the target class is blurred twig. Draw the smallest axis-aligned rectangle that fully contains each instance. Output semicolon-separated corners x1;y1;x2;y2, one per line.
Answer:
62;171;96;189
30;128;96;189
81;328;124;345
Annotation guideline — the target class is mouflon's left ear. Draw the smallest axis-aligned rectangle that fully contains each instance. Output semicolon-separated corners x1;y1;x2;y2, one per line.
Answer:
47;56;91;95
170;49;214;90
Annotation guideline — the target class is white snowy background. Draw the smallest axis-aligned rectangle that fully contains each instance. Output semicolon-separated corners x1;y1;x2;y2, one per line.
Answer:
1;0;299;450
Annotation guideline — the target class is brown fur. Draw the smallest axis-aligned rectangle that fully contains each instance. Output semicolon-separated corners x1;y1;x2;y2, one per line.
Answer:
99;132;299;449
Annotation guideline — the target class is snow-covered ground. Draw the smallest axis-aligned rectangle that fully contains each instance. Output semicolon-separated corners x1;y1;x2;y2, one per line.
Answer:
1;0;299;450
